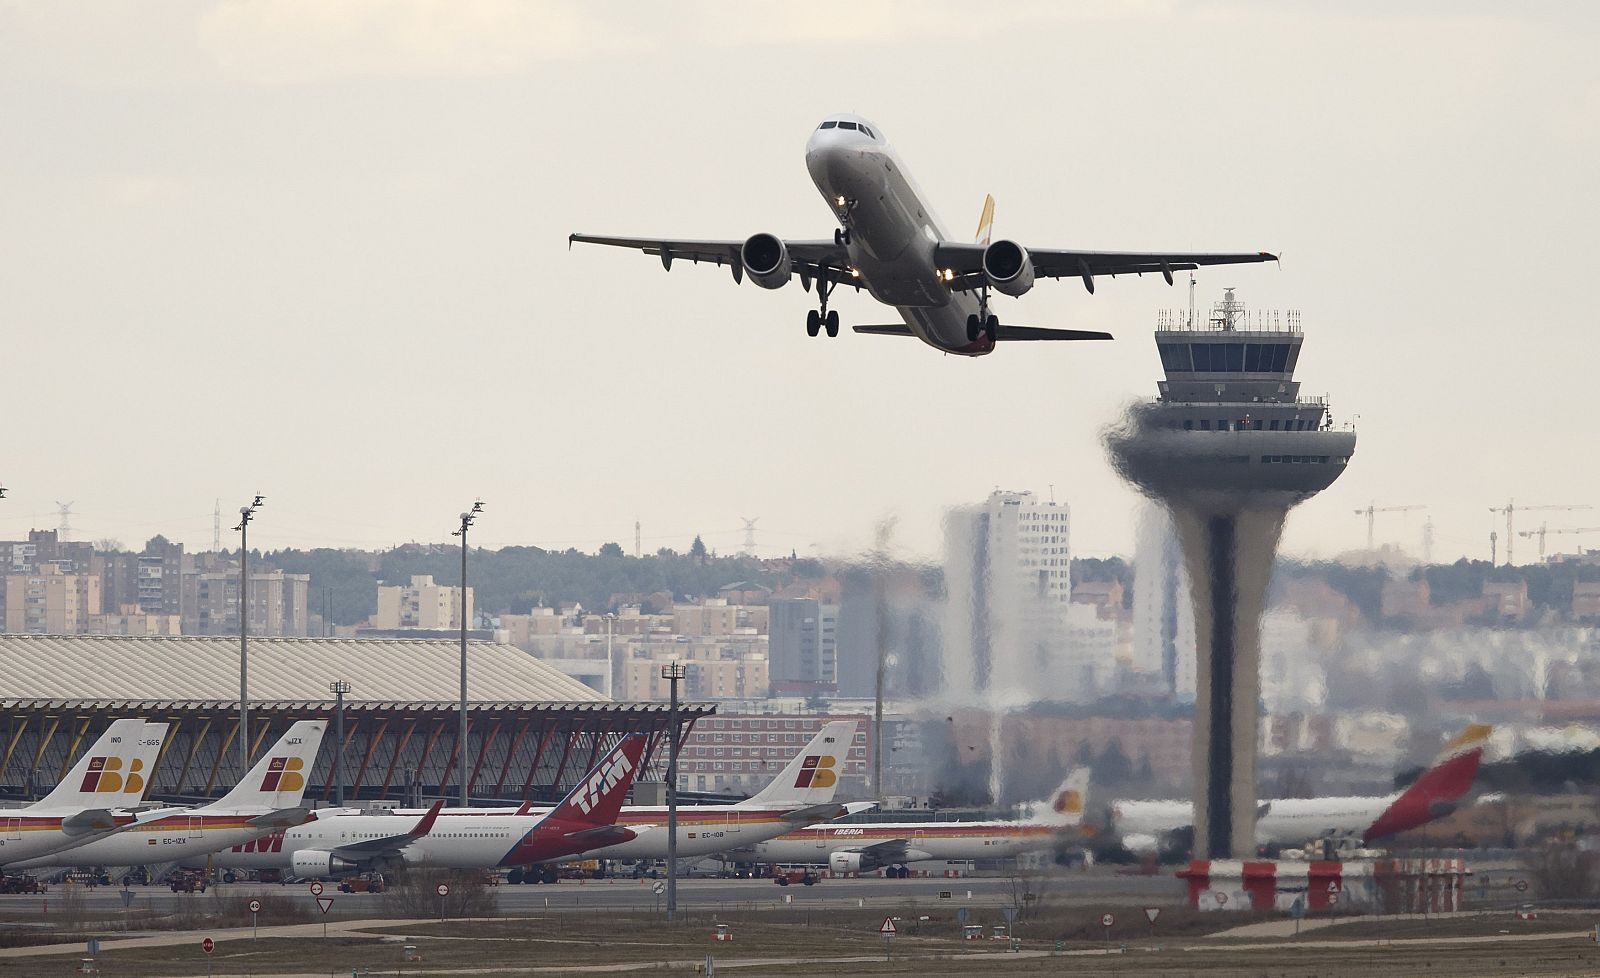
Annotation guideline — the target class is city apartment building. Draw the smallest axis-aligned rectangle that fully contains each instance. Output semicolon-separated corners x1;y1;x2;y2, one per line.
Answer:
3;564;101;634
181;564;312;637
374;575;471;630
768;598;837;691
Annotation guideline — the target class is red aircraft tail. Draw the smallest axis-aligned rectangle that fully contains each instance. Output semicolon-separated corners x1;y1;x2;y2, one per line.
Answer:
1365;724;1492;841
545;735;647;828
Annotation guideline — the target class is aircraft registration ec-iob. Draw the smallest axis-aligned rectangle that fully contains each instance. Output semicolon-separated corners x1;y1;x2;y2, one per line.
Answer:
571;114;1276;357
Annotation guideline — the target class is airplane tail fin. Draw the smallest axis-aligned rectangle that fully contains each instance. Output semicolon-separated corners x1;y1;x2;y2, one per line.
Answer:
545;735;648;828
209;720;327;814
1364;723;1492;841
1032;767;1091;826
738;720;859;810
32;719;168;814
974;194;995;246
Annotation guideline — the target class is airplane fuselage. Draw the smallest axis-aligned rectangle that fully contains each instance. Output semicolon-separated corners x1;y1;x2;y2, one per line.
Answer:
1113;795;1404;850
804;119;993;356
752;819;1058;867
11;809;283;869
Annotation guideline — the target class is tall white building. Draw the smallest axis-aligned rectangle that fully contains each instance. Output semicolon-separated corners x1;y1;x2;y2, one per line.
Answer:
374;575;472;630
942;490;1073;703
1131;503;1197;700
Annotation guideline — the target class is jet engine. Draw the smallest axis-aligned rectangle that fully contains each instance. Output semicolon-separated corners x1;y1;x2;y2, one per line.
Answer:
290;849;358;878
741;233;790;290
829;850;874;874
982;239;1035;297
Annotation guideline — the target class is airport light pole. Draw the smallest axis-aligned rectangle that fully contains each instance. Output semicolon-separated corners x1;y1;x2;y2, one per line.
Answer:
234;494;265;775
661;659;686;921
329;680;351;806
452;500;483;807
603;613;617;698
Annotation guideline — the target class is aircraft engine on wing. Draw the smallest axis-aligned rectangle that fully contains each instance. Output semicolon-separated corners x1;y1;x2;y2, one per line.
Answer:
741;233;790;290
290;849;358;878
829;851;873;874
982;240;1035;297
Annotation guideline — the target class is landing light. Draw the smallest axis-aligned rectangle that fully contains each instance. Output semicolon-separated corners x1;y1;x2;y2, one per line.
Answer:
942;268;954;281
849;267;861;278
835;195;846;207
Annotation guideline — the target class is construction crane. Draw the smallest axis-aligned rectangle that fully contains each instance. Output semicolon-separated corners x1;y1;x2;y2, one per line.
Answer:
1489;501;1594;566
1518;524;1600;561
1353;502;1425;551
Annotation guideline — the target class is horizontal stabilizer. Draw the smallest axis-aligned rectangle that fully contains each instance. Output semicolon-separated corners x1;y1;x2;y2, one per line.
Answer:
563;824;637;846
60;809;122;835
781;802;849;824
995;325;1113;341
853;324;1112;341
248;807;309;829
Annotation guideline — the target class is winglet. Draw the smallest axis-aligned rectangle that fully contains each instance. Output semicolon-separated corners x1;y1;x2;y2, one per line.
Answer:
974;194;995;246
410;799;445;838
568;233;577;250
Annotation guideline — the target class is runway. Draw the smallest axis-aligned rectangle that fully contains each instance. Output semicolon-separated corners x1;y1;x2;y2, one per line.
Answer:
0;871;1186;918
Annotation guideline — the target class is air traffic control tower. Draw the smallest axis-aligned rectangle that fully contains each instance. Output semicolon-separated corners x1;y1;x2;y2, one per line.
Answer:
1106;288;1356;859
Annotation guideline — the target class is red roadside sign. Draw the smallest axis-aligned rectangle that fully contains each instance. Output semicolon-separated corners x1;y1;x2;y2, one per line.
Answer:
201;937;215;954
309;881;324;896
879;916;897;936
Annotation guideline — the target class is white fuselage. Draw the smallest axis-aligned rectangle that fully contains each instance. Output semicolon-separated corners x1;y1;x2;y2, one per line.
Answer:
751;820;1060;867
10;807;281;870
804;122;990;356
213;810;525;872
1114;796;1399;849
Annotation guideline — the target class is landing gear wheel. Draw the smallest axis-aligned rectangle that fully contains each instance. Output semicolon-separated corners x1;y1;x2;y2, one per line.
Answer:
508;868;525;885
966;314;981;343
824;310;839;337
985;315;999;343
806;310;821;337
541;868;559;885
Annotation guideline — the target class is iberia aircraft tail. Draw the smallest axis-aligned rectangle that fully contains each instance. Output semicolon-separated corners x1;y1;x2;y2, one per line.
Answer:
1027;767;1091;826
31;719;168;814
974;194;995;246
737;720;859;811
1364;723;1492;841
545;734;648;829
208;720;327;814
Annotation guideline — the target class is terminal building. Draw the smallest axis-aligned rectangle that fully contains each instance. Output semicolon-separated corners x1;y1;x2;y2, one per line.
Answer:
0;634;710;806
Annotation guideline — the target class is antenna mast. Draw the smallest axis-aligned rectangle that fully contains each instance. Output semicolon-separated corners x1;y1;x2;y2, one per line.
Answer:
55;501;74;541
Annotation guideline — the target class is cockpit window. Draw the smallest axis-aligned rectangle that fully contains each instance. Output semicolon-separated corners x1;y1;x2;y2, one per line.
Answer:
818;121;837;129
861;126;874;138
837;121;858;130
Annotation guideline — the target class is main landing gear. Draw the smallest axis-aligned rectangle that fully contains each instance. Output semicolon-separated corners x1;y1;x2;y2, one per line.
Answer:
965;286;999;343
806;265;841;338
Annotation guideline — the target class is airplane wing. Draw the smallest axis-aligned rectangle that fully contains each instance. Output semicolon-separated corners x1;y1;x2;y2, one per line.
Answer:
850;838;912;862
779;803;852;825
933;242;1276;294
568;234;853;291
853;323;1111;342
331;800;443;856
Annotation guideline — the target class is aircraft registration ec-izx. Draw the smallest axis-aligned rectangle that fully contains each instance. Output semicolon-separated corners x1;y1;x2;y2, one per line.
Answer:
571;114;1276;357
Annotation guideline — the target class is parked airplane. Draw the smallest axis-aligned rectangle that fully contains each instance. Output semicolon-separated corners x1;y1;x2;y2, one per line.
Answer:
215;735;647;879
1111;724;1493;855
13;720;325;873
745;768;1090;878
571;114;1274;356
0;719;169;867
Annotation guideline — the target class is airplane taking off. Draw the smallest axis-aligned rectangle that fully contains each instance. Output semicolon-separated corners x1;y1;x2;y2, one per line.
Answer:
1111;724;1493;855
571;114;1275;357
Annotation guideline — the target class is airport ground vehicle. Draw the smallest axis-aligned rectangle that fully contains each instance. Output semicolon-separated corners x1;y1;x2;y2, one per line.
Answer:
168;870;207;893
0;875;45;894
771;867;818;886
338;873;386;894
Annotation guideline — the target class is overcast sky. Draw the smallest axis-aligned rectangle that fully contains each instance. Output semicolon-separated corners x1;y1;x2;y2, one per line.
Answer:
1;1;1595;565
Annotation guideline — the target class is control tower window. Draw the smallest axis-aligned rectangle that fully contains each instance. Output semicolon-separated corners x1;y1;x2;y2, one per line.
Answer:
1199;420;1211;431
1159;343;1192;372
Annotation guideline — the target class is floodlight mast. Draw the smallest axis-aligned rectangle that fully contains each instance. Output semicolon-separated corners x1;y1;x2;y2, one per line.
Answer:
452;500;484;807
234;494;265;775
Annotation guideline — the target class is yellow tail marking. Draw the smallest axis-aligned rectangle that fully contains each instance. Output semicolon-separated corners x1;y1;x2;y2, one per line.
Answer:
974;194;995;246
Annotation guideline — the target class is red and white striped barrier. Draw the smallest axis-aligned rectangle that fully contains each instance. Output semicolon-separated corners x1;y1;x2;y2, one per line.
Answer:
1178;858;1470;913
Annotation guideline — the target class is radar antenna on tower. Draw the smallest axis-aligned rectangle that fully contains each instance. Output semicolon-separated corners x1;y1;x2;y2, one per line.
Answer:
55;501;74;541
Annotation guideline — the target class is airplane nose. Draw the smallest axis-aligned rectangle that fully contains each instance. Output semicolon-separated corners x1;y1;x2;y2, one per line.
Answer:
805;134;860;197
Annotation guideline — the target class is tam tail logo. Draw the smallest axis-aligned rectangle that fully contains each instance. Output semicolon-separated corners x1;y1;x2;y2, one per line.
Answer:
574;750;635;815
794;755;837;790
